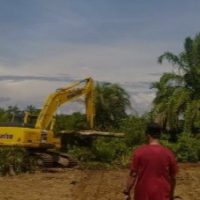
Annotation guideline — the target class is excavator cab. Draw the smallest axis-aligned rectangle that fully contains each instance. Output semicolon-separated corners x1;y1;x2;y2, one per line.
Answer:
9;112;38;128
9;112;55;130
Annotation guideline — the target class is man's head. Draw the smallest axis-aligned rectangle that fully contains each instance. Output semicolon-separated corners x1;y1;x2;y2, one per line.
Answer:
145;122;162;139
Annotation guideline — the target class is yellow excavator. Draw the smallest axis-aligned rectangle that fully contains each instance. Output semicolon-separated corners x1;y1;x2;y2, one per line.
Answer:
0;78;94;167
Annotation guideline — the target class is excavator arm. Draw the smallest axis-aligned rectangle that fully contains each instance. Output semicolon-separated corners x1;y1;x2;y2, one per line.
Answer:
35;78;94;130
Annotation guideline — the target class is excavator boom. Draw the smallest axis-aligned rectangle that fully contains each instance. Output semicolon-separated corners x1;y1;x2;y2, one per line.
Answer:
35;78;94;130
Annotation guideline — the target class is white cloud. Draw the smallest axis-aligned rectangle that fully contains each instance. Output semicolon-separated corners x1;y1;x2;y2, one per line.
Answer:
1;40;173;77
0;40;174;113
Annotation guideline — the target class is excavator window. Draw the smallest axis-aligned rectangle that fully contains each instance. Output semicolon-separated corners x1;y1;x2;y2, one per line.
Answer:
0;112;38;128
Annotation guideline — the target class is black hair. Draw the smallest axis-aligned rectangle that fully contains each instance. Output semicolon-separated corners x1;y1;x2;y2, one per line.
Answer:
145;122;162;139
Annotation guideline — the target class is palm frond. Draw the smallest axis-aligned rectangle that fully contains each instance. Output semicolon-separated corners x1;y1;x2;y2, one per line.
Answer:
184;100;200;133
158;52;184;68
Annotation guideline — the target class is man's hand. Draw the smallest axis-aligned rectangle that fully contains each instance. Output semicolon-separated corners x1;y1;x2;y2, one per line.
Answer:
125;194;131;200
123;189;131;200
123;188;130;195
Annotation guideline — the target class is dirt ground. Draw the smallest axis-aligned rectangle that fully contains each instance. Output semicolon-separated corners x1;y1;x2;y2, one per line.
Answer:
0;164;199;200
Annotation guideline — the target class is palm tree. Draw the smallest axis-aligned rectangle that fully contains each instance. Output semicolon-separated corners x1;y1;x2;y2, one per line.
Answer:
25;105;39;114
152;33;200;133
94;82;131;130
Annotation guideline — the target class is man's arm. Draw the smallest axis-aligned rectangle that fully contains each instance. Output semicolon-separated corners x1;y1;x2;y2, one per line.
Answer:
170;176;176;200
124;148;139;199
169;151;178;200
123;170;137;197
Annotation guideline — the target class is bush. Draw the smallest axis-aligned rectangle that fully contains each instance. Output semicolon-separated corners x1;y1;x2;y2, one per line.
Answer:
68;137;131;166
91;138;128;163
0;147;34;175
120;116;146;146
176;134;200;162
55;112;87;132
68;146;95;162
160;140;178;154
161;133;200;163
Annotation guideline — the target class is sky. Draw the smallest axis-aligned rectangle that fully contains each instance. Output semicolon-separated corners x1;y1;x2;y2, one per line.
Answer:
0;0;200;114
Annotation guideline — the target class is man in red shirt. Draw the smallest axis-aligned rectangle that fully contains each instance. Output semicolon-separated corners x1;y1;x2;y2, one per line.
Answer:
123;123;178;200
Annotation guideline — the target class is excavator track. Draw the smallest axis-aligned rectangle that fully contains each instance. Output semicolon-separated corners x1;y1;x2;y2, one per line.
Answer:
35;153;55;168
32;151;78;168
56;152;78;167
47;150;78;167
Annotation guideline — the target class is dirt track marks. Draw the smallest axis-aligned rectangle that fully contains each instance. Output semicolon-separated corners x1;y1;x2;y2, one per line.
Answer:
72;170;126;200
0;165;199;200
176;167;200;200
0;170;76;200
72;166;200;200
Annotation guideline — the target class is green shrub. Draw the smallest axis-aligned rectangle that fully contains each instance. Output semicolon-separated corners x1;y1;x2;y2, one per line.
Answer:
120;116;146;146
92;139;118;163
91;138;129;163
113;148;133;168
68;147;95;162
0;147;33;175
160;140;178;154
67;137;132;167
162;134;200;163
176;134;200;162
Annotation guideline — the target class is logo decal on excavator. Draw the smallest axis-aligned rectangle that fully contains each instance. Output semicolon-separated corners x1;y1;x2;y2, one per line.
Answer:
0;134;13;139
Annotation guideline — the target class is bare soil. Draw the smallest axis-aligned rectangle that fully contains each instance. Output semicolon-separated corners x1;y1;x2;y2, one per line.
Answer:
0;164;199;200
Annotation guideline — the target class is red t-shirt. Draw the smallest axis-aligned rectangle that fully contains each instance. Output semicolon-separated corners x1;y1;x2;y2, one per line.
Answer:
130;144;178;200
